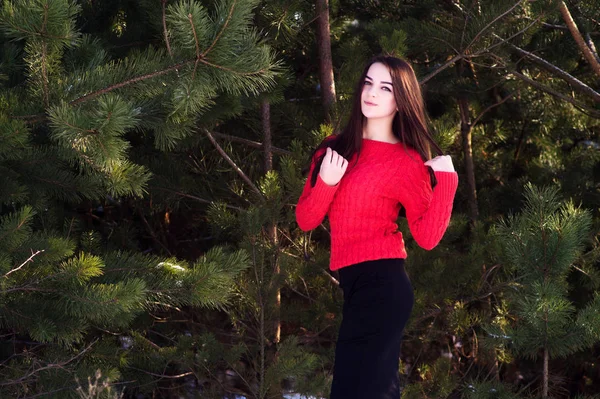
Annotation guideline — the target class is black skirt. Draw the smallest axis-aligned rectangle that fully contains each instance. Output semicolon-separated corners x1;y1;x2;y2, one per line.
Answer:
330;258;414;399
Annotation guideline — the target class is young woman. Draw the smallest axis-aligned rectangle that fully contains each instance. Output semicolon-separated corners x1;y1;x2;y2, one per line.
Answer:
295;55;458;399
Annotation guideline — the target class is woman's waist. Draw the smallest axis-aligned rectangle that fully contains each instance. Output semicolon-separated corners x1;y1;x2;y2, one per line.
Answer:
329;219;400;237
330;228;404;245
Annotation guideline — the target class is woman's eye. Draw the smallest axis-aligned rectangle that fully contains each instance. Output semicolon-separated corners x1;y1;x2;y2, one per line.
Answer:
383;87;391;92
364;81;371;85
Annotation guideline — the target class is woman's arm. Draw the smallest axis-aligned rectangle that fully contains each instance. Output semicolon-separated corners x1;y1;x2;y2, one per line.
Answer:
399;157;459;250
295;146;340;232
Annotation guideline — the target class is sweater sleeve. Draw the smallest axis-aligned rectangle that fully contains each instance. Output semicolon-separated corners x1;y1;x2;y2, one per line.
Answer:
397;156;459;250
295;145;339;232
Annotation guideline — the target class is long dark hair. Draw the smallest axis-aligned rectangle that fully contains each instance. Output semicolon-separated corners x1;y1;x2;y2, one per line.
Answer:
305;55;443;187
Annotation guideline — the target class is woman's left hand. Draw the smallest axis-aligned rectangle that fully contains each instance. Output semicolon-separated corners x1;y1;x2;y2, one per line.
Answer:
425;155;455;172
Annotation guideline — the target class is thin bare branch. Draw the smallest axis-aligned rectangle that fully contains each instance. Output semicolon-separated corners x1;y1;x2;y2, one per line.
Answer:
477;13;545;55
0;339;99;386
125;365;194;379
149;186;244;211
471;92;515;127
211;132;291;155
162;0;173;58
201;129;264;199
3;250;46;279
419;54;464;85
188;13;201;79
466;0;526;51
137;209;173;256
323;269;339;286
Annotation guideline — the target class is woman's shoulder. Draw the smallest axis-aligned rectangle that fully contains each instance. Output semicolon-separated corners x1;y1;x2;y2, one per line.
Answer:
393;145;425;166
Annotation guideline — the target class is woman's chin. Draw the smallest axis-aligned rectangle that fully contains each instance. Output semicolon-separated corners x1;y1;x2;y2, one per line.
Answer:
361;111;392;120
361;108;379;119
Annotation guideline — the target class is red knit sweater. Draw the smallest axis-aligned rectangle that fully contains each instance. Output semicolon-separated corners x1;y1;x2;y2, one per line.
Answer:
296;137;459;271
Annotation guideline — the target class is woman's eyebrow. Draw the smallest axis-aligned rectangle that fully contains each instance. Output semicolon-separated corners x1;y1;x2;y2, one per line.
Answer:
365;75;393;86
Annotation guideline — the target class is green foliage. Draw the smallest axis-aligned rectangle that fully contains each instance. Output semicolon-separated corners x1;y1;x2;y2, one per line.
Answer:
402;357;458;399
487;184;599;361
462;380;521;399
1;0;600;397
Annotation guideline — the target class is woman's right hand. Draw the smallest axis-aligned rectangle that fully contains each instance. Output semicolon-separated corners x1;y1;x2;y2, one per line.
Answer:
319;147;348;186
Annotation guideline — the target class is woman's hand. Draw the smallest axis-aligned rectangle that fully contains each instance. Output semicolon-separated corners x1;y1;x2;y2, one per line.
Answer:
425;155;455;172
319;147;348;186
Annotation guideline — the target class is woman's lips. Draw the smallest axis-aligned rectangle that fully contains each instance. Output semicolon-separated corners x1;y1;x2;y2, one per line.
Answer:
364;101;377;106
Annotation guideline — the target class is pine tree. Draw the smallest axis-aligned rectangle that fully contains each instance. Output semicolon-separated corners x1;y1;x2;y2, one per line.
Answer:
0;0;282;397
487;184;600;398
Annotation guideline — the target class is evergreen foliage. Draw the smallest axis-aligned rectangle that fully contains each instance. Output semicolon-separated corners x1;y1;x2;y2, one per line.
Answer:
1;0;600;397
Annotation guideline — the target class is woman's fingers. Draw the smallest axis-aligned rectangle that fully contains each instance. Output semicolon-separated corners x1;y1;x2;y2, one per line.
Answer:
319;148;348;186
324;147;347;170
325;147;332;163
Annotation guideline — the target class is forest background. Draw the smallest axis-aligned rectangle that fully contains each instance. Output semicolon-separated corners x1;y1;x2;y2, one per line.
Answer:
1;0;600;398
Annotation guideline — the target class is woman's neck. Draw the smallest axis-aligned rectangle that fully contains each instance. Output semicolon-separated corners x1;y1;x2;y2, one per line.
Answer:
362;118;398;144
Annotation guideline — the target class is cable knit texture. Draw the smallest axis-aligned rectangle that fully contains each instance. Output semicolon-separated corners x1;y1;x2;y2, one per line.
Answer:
296;136;459;271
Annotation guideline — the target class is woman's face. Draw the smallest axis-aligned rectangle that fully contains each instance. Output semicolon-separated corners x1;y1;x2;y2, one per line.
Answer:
360;62;397;120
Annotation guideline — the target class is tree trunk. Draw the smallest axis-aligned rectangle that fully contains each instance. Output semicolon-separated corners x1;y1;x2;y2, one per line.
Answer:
315;0;336;121
261;99;281;345
458;96;478;222
557;0;600;79
543;347;549;398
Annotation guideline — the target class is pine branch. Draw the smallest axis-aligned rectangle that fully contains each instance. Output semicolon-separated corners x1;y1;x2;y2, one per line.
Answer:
510;70;600;118
17;58;272;123
188;13;201;79
40;3;49;108
196;57;272;76
3;23;72;41
70;60;194;106
420;6;544;84
201;0;236;58
479;13;545;55
523;17;600;36
499;36;600;103
558;0;600;78
412;278;516;326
